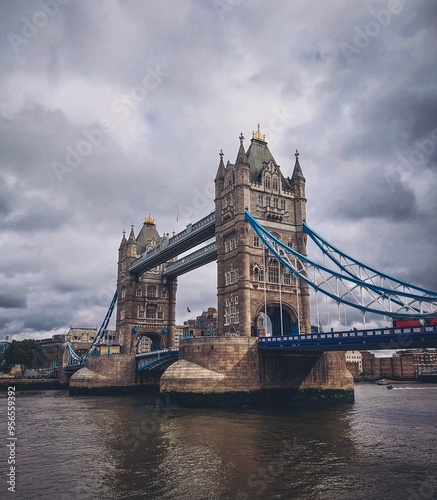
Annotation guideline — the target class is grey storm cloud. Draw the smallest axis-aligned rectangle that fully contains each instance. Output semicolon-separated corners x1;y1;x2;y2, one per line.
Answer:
0;0;435;339
0;290;27;309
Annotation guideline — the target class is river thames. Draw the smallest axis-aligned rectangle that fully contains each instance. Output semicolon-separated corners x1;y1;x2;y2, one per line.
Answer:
1;383;436;499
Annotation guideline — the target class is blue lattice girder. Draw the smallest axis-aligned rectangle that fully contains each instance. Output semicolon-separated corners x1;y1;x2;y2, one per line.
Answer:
245;210;437;319
303;221;437;299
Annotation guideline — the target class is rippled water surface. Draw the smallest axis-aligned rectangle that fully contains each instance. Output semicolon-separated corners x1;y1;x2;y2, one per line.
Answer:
1;383;436;499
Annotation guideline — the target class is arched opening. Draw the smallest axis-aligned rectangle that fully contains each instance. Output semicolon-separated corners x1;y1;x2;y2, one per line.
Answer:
135;332;164;353
255;303;298;336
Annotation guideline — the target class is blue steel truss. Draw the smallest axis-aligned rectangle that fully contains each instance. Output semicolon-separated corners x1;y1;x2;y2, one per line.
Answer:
246;210;437;319
303;221;437;300
136;348;179;371
66;291;118;367
84;291;118;357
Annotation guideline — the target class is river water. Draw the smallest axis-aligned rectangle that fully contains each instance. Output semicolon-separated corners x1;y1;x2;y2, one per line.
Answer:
1;383;436;500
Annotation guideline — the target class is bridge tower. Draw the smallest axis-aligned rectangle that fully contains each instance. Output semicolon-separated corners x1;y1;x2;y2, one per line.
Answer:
214;126;311;337
116;215;177;355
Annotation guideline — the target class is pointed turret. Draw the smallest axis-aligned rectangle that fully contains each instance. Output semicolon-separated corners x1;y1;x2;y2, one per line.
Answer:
291;149;305;182
118;230;127;251
127;224;136;244
214;149;226;182
235;133;249;166
126;224;137;258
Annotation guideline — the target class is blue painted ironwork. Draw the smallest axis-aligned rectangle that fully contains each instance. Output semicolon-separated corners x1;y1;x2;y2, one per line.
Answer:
162;242;217;277
64;291;118;371
84;290;118;357
136;348;179;371
303;220;437;314
245;210;437;318
258;324;437;351
130;211;215;275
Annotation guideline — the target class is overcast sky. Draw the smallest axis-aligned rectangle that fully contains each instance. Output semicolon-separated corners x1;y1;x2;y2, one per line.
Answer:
1;0;436;340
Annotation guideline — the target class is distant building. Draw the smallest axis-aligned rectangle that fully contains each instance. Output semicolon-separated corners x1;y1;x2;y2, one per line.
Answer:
358;349;437;379
345;351;363;377
183;307;218;338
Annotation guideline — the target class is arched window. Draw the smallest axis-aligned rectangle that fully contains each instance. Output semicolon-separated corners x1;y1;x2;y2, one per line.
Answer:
265;176;271;188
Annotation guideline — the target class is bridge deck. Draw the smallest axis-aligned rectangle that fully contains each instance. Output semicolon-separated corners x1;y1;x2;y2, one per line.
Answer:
258;325;437;351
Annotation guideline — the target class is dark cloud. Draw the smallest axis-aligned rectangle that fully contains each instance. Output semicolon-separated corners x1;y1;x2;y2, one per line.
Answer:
0;290;27;309
0;0;435;339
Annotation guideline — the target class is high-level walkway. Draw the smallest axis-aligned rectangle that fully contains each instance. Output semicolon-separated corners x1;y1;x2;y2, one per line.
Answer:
129;211;215;276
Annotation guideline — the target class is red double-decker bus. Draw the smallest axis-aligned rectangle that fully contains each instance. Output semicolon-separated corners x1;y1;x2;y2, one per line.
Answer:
393;318;437;327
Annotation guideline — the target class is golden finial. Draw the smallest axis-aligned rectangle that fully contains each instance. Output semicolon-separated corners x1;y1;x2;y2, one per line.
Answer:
252;123;266;142
144;212;155;225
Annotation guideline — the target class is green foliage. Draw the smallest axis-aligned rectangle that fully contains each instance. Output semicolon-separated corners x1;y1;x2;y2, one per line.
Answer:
1;340;47;376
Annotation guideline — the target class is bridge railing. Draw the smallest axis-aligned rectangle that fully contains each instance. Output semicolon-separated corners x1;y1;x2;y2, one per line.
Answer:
136;347;179;359
136;348;179;371
258;324;437;349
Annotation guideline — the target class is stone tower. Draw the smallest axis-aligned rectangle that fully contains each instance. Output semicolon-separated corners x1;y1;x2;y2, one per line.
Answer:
116;214;177;354
214;126;311;337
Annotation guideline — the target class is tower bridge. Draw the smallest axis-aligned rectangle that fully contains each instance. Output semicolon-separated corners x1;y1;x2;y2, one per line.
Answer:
69;126;437;404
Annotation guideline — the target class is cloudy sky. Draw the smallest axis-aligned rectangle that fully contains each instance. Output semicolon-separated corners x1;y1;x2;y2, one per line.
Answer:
1;0;436;340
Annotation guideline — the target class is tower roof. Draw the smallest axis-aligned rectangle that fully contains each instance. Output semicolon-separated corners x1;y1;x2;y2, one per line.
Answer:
246;125;282;184
136;213;161;255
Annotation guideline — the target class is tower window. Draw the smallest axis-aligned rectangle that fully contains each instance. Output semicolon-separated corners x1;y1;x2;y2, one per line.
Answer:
136;289;142;297
265;176;271;188
258;194;263;205
266;196;271;207
146;309;156;319
284;273;291;285
280;199;286;210
272;178;278;191
273;198;278;208
253;235;260;248
268;262;279;284
138;309;145;319
147;286;157;298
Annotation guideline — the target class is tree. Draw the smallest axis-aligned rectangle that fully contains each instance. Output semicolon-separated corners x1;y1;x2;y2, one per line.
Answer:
1;340;47;377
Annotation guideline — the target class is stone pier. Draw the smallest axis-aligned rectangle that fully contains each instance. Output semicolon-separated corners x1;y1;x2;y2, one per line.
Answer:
69;354;136;394
160;337;354;406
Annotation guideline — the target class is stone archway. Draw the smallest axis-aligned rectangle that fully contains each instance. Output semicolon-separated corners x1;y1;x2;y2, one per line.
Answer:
255;302;299;336
134;331;165;353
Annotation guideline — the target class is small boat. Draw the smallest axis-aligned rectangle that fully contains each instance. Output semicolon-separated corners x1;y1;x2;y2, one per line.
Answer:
377;379;388;385
386;384;393;389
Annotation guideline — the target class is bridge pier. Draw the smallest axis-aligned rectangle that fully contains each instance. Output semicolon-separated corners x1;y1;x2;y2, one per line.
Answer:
69;354;136;394
160;338;354;406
